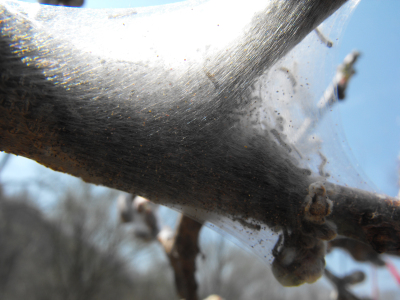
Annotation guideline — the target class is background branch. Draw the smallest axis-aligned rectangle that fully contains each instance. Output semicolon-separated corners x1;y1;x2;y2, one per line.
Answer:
160;215;203;300
324;269;368;300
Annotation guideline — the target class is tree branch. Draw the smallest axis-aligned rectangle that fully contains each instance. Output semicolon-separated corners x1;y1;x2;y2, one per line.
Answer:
160;215;202;300
3;0;397;286
0;0;347;228
324;268;367;300
327;183;400;254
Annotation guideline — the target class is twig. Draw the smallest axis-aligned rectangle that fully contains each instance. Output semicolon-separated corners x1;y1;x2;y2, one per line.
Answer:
315;28;333;48
118;195;202;299
328;238;385;266
293;51;360;144
159;215;202;300
324;268;368;300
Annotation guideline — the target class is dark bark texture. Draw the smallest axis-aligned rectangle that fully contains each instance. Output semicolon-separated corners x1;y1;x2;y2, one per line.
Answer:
1;0;399;260
165;215;202;300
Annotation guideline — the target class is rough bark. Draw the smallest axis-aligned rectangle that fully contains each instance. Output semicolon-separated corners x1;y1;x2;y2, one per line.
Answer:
162;215;202;300
326;183;400;254
2;0;399;258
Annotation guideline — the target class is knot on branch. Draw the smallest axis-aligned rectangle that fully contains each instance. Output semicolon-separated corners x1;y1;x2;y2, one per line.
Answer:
271;229;326;287
271;182;341;286
300;182;337;241
304;182;333;224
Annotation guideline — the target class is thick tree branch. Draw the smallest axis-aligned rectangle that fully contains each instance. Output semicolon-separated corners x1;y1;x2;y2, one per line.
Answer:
0;0;347;229
327;183;400;254
3;0;399;286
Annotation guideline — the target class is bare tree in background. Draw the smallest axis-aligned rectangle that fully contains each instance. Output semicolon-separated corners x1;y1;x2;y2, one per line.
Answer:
48;188;133;300
0;183;136;300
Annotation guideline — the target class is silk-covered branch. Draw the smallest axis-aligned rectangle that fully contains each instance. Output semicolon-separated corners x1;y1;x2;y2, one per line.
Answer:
2;0;400;287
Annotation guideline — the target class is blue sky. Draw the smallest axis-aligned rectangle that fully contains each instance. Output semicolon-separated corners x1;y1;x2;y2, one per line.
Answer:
337;0;400;197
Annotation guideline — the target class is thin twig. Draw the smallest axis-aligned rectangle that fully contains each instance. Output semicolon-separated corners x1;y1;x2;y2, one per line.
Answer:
159;215;203;300
325;268;368;300
328;238;385;266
